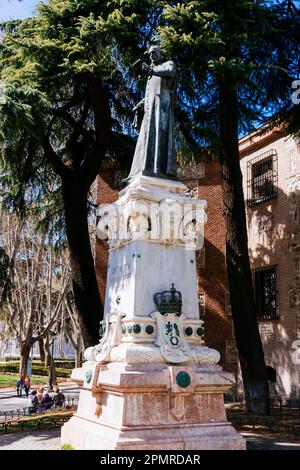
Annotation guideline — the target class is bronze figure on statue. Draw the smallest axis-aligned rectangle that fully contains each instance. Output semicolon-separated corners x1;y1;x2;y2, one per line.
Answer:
126;45;177;183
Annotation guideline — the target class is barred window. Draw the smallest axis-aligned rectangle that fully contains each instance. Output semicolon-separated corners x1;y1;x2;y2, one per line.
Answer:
247;149;278;207
252;266;278;320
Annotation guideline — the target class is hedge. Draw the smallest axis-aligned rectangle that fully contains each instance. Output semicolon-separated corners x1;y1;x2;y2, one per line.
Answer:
0;358;75;369
0;363;71;378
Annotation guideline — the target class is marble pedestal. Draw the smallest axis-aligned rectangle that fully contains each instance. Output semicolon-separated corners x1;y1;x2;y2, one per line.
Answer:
61;362;245;450
61;176;245;450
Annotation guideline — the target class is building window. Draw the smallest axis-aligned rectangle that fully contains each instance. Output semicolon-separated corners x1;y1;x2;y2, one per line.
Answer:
253;266;278;320
198;293;205;316
247;149;278;207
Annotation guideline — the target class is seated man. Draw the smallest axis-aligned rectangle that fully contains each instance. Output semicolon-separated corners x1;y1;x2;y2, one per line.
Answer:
28;389;39;414
52;387;65;408
38;390;53;412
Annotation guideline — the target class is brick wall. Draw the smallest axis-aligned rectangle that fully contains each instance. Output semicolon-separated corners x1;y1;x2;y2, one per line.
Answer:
196;160;237;375
95;169;119;303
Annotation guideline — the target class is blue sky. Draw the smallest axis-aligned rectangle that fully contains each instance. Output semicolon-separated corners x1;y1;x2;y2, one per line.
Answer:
1;0;299;23
0;0;42;23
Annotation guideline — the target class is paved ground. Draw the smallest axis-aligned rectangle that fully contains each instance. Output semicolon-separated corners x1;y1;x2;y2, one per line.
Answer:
243;432;300;450
0;428;61;450
0;429;300;450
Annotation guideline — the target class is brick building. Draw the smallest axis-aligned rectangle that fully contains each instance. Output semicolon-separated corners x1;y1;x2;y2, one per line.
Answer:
95;127;300;398
239;127;300;398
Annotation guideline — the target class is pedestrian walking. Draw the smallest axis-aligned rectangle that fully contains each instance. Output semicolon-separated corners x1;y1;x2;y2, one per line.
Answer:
24;375;31;398
16;375;24;397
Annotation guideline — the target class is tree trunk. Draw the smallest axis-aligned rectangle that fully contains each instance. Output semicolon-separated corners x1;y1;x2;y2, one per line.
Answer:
38;338;45;363
52;356;57;387
219;80;270;415
75;333;82;368
44;337;57;387
43;79;110;351
75;346;82;369
62;178;102;348
19;343;30;378
44;335;51;367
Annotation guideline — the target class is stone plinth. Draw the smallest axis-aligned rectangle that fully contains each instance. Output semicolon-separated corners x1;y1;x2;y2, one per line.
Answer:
61;175;245;450
61;362;245;450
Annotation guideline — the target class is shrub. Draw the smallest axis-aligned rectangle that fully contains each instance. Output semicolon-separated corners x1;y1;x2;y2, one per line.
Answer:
0;363;71;378
0;358;75;368
61;444;76;450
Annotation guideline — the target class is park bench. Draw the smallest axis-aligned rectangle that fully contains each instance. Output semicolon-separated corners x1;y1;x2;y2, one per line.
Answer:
36;414;71;429
0;417;30;433
0;412;72;434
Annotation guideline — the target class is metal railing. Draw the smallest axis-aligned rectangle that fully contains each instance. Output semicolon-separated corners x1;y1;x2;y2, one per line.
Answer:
0;395;78;422
230;415;300;436
224;394;300;410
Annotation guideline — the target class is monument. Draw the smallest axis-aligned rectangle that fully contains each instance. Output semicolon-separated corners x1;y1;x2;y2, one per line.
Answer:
61;46;245;450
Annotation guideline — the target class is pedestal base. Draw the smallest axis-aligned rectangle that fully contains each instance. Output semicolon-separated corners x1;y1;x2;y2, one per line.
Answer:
61;362;245;450
62;416;244;450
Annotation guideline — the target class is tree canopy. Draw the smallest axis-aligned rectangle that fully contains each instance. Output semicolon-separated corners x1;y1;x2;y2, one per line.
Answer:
158;0;300;155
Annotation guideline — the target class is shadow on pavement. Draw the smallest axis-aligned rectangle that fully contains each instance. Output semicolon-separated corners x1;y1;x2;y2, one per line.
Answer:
0;428;60;449
244;432;300;450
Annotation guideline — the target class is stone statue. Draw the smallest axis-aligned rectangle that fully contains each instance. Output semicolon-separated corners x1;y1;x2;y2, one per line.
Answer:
126;45;177;182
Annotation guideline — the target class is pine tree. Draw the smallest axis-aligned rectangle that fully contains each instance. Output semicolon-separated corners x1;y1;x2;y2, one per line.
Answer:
158;0;299;413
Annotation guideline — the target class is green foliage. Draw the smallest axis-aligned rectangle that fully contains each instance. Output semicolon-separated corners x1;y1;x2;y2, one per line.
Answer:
0;357;75;367
157;0;300;152
1;1;299;207
2;359;75;369
61;444;76;450
0;362;72;378
0;0;156;223
0;374;46;388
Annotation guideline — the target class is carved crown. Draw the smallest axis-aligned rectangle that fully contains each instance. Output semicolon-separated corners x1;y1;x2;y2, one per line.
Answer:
154;283;182;316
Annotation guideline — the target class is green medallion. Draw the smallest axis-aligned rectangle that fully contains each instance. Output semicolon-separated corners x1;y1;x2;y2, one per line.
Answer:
176;371;191;388
196;327;204;336
145;325;154;335
176;370;191;388
185;327;193;336
85;369;93;384
121;325;126;335
133;324;141;334
127;325;132;334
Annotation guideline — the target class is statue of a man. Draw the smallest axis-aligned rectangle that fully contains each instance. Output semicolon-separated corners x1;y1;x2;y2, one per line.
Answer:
126;45;177;183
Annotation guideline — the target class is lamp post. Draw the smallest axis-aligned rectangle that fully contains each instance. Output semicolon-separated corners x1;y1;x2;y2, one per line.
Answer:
48;332;57;391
